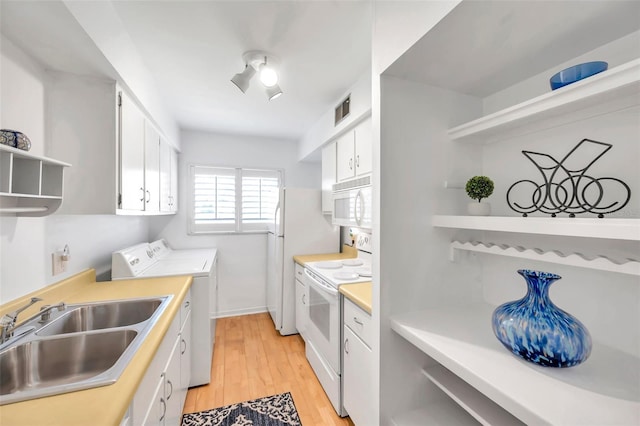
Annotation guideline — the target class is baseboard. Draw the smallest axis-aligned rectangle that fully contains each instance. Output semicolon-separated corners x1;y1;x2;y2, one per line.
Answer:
214;306;268;319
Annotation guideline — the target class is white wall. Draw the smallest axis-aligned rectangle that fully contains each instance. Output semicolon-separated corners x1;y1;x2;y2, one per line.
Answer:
0;35;150;304
149;129;321;318
298;70;372;161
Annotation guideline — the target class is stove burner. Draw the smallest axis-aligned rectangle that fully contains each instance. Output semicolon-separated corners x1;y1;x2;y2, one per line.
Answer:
315;261;342;269
342;259;364;267
333;271;360;280
355;267;372;277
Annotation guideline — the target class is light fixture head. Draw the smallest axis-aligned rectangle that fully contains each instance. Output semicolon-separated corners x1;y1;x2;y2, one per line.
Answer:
266;84;283;101
231;64;256;93
231;50;283;98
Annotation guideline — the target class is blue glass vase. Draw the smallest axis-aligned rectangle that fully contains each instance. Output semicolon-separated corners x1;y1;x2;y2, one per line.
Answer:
492;269;592;367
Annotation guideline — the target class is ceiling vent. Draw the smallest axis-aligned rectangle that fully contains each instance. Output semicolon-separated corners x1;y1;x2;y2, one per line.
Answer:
334;95;350;126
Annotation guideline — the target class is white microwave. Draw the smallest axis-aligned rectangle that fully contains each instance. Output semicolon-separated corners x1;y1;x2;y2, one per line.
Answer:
332;183;372;229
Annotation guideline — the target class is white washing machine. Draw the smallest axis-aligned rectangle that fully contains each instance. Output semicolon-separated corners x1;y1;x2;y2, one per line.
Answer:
112;240;218;387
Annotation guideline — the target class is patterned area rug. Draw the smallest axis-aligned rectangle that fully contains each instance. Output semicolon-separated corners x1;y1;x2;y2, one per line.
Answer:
182;392;302;426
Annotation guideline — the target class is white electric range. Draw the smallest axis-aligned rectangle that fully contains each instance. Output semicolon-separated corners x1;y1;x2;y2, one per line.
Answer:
301;233;372;417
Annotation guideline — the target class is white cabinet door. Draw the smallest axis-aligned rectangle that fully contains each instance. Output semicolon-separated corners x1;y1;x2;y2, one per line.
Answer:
354;117;372;177
336;131;356;182
164;338;182;426
343;325;374;426
295;277;308;340
169;148;178;212
159;139;172;212
179;309;192;409
144;121;160;212
321;141;336;214
142;375;165;426
119;91;145;211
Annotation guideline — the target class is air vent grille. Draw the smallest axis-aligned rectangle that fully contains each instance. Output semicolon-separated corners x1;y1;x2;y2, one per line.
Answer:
334;95;351;126
333;175;371;191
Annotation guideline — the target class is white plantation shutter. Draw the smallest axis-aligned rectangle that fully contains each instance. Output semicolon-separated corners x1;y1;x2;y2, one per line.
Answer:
242;169;280;229
189;165;281;233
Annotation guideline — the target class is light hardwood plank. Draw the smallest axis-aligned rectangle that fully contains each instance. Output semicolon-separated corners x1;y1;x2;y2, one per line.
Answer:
183;313;355;426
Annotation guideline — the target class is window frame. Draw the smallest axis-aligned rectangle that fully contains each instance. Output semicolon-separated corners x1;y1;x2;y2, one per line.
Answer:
188;164;283;235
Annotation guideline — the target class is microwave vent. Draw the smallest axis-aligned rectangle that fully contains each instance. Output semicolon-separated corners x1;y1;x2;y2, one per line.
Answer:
333;175;371;191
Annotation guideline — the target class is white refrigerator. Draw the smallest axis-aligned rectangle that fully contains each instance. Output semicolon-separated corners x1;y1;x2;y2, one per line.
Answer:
267;187;339;335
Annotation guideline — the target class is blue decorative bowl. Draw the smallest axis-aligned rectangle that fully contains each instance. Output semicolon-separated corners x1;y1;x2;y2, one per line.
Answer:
550;61;608;90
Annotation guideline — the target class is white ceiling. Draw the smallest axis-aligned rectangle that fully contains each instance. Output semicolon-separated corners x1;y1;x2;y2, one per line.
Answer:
385;0;640;97
0;1;372;142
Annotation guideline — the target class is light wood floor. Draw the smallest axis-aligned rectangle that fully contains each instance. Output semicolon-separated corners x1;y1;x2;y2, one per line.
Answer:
183;313;354;426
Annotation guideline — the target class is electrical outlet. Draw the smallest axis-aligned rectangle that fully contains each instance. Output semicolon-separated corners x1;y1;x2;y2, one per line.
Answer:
52;252;66;275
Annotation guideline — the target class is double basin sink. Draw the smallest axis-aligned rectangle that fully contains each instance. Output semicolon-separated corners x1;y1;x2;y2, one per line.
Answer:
0;295;172;405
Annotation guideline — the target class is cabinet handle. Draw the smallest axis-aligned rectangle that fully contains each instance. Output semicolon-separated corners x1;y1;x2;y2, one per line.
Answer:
185;300;190;309
166;379;173;400
146;190;151;203
139;187;145;202
356;154;360;167
159;397;166;421
181;338;187;355
302;294;306;305
349;158;353;170
297;270;302;276
344;338;349;354
354;317;363;325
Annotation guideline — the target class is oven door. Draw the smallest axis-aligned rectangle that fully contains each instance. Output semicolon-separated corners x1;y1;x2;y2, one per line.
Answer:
304;269;341;374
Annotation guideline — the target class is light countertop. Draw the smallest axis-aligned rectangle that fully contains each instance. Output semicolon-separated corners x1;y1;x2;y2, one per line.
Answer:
0;269;192;426
339;282;372;314
293;244;357;265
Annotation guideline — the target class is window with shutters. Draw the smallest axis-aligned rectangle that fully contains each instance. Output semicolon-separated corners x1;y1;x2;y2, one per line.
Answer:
189;165;281;233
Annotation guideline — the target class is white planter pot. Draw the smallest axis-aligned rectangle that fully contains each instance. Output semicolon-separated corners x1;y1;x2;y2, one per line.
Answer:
468;202;491;216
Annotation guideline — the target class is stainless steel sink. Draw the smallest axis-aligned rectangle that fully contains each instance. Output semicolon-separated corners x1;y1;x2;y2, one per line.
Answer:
0;295;172;405
1;329;137;396
37;298;164;336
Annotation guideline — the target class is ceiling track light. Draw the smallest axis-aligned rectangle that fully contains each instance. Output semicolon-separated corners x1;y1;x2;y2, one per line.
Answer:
230;50;283;100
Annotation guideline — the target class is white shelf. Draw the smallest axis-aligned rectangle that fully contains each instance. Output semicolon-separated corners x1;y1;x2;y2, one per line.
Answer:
432;215;640;241
0;144;69;216
391;398;478;426
390;304;640;426
422;366;524;426
450;240;640;276
447;59;640;144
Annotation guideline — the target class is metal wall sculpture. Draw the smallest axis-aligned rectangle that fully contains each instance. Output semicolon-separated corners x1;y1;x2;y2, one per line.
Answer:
506;139;631;218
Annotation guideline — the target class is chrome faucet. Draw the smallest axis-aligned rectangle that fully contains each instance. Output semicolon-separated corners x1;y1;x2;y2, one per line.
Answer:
0;297;43;343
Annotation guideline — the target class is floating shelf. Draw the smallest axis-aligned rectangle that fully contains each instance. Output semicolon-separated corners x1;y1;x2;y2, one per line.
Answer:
432;215;640;241
447;59;640;144
422;366;524;426
391;304;640;426
0;144;70;216
391;397;477;426
450;240;640;276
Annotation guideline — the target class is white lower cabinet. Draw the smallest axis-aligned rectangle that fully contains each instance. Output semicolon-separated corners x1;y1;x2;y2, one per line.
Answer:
131;290;192;426
342;298;374;426
295;264;308;340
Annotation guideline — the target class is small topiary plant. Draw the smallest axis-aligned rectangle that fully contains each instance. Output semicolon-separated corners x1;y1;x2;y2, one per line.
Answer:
466;176;494;202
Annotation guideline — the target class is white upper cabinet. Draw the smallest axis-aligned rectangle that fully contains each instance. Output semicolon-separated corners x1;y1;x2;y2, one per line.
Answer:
336;116;372;182
354;116;372;177
47;73;178;215
321;141;336;214
160;138;179;213
143;121;160;213
119;91;146;211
